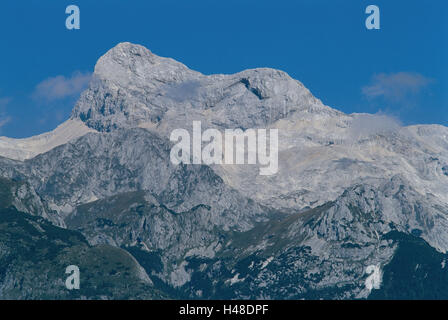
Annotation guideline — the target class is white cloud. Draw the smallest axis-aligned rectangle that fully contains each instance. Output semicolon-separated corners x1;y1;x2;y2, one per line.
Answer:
0;116;11;129
0;97;11;131
164;80;202;102
0;97;11;108
33;71;92;102
362;72;432;102
349;113;401;139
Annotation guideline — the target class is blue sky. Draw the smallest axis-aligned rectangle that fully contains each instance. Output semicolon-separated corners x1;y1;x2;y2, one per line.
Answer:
0;0;446;138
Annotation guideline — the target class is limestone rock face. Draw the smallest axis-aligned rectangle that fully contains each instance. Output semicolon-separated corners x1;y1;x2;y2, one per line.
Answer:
0;42;447;299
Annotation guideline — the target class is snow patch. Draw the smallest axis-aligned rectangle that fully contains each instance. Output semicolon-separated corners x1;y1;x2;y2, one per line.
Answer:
226;273;245;285
261;257;274;269
170;261;191;288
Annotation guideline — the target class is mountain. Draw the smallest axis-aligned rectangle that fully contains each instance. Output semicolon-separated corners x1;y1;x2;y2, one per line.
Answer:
0;178;165;299
0;42;447;299
0;119;94;161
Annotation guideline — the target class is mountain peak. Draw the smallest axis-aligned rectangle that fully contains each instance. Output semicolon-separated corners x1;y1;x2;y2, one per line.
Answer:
93;42;195;85
72;42;334;131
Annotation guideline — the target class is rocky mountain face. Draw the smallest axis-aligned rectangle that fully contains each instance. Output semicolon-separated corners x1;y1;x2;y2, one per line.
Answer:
0;179;165;299
0;42;447;299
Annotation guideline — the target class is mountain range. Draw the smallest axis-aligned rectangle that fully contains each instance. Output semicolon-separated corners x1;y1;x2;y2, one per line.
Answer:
0;42;447;299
